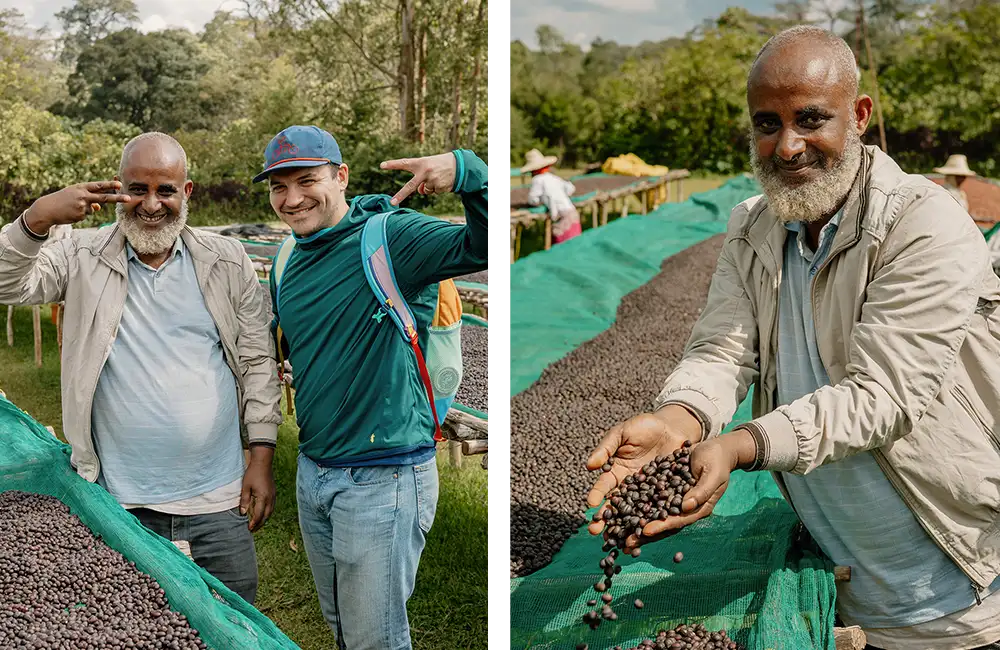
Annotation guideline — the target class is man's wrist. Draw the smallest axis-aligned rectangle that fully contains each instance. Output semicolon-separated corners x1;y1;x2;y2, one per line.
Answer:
728;425;764;471
21;208;51;240
653;403;706;443
247;442;276;466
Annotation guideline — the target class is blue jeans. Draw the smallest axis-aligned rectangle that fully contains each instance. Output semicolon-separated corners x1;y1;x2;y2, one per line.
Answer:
130;506;258;604
296;453;439;650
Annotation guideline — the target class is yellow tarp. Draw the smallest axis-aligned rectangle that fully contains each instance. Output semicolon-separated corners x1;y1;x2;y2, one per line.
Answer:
601;153;670;177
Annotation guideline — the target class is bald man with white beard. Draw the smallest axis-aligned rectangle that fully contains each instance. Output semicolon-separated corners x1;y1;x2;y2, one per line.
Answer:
0;133;282;605
585;26;1000;650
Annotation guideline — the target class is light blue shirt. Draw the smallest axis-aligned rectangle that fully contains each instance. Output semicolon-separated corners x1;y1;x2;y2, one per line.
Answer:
776;211;999;627
92;238;245;504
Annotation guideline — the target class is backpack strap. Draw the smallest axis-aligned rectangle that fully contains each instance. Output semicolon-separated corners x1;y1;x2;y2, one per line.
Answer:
271;236;297;416
361;213;445;442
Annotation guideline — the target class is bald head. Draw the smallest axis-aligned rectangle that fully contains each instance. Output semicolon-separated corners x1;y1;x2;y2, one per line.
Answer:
749;26;860;102
118;132;188;180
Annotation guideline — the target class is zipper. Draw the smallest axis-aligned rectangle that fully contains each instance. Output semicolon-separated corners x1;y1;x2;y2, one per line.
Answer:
953;383;1000;452
869;449;989;592
802;151;990;597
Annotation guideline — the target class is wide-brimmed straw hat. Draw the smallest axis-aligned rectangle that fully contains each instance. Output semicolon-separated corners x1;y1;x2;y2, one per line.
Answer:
934;154;976;177
520;149;558;173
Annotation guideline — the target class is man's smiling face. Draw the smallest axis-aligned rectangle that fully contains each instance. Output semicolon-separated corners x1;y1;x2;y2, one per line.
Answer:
745;32;872;223
268;164;350;237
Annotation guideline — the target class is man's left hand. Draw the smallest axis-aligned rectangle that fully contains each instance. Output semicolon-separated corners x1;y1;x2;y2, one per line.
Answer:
380;153;457;206
240;446;276;532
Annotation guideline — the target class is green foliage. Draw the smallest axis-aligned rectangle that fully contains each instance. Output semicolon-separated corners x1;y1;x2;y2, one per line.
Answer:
61;28;211;131
512;3;1000;176
0;0;487;225
55;0;138;64
0;102;139;220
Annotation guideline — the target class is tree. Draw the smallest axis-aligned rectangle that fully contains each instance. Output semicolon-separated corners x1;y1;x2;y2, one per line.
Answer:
0;9;69;109
55;0;138;64
62;28;209;131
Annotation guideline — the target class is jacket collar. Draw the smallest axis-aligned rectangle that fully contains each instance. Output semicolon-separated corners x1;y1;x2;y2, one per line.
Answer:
744;145;874;275
96;223;220;275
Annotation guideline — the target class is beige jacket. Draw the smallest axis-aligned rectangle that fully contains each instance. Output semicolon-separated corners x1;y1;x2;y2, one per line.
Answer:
656;146;1000;596
0;214;282;483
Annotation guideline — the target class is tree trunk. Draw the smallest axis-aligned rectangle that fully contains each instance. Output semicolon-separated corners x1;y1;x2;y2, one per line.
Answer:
417;24;427;144
448;1;467;148
398;0;417;140
466;0;485;147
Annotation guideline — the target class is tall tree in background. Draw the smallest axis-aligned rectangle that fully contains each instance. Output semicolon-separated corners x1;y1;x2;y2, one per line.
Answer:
63;28;208;131
55;0;138;64
465;0;486;147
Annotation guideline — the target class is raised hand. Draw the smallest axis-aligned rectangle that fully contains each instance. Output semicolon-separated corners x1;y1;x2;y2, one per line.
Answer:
379;153;457;206
24;181;132;235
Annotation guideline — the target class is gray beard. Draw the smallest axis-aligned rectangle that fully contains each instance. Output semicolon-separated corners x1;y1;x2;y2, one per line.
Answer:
116;198;188;255
749;129;863;224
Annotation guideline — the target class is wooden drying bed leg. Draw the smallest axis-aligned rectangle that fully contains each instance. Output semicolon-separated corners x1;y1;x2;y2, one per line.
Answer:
544;216;552;250
510;224;516;263
32;305;42;368
600;201;609;227
462;439;487;455
591;204;598;230
678;179;684;202
6;306;13;347
621;198;629;220
57;303;64;358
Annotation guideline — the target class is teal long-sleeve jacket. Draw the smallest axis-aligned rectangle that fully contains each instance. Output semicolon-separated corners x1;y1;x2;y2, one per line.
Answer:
270;149;487;465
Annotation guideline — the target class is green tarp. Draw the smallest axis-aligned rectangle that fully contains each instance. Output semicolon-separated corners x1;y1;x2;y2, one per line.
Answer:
0;396;300;649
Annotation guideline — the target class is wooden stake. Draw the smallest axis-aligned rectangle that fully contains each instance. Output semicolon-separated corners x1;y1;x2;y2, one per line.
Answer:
833;626;866;650
6;306;13;347
450;440;463;467
32;305;41;368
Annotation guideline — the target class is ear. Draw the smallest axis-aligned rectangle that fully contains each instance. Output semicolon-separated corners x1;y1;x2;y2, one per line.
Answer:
338;163;350;189
184;180;194;199
854;95;874;135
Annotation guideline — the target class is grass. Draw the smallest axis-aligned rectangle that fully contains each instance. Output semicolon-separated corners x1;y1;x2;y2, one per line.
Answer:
0;303;487;650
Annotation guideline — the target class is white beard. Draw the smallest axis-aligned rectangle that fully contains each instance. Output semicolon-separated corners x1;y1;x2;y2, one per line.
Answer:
116;197;188;255
749;128;863;224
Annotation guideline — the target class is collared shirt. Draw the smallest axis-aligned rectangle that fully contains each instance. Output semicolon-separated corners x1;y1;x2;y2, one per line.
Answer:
91;238;245;508
775;210;999;629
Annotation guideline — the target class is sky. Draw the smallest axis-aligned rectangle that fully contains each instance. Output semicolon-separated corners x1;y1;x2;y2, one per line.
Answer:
0;0;245;35
513;0;789;47
6;0;844;47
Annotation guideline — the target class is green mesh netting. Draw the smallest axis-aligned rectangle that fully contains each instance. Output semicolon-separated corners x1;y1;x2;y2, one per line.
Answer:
0;395;300;650
510;394;837;650
510;176;839;649
511;176;762;396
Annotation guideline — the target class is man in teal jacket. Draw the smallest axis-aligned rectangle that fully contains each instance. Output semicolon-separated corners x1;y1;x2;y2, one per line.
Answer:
257;125;487;650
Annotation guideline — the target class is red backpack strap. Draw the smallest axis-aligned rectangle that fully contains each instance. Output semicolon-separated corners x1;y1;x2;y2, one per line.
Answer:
409;332;444;442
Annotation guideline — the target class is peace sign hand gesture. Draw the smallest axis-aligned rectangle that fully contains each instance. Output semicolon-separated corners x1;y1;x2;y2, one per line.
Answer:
380;153;457;206
24;181;132;235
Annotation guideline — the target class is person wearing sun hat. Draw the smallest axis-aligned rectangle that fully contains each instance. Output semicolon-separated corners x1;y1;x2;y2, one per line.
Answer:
934;154;976;212
256;124;487;650
522;148;582;244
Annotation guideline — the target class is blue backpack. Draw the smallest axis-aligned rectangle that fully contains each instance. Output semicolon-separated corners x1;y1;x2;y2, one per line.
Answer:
271;213;464;441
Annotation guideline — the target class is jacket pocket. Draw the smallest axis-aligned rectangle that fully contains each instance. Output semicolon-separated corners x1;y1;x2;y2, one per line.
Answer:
953;383;1000;454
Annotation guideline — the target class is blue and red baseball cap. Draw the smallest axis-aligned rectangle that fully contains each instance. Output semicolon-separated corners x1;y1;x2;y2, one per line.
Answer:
253;125;343;183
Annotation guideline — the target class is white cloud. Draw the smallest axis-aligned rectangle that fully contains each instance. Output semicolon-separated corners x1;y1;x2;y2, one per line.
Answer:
0;0;244;34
